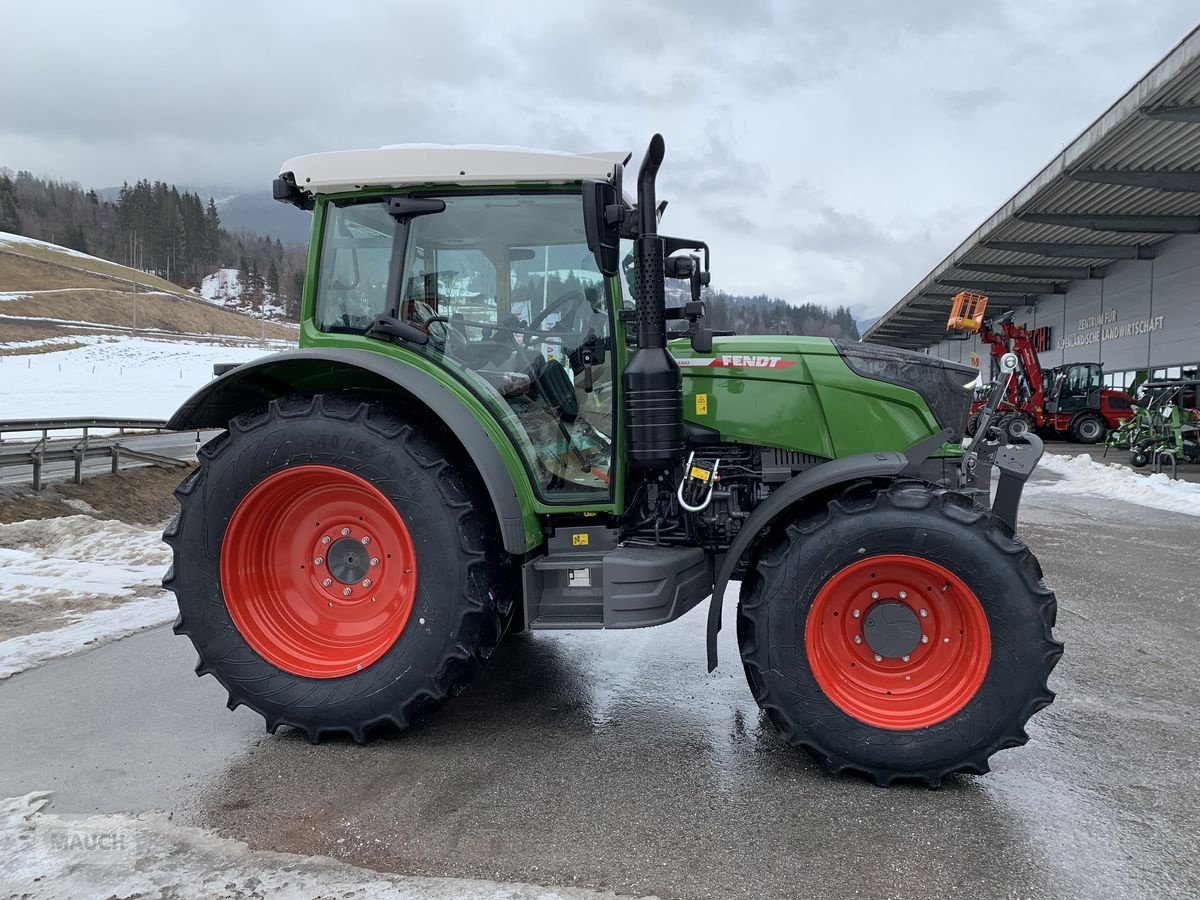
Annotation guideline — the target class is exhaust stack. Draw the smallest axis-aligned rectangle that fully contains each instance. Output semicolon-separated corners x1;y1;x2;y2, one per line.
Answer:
623;134;683;469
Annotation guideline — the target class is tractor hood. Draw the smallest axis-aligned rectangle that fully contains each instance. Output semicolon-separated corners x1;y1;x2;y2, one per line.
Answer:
670;335;978;457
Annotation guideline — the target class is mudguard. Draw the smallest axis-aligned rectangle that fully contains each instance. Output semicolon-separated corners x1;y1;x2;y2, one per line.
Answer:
166;348;529;554
705;429;953;671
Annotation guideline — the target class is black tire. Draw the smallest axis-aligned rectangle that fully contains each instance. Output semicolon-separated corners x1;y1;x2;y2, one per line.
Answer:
1005;413;1034;443
737;480;1061;786
1129;443;1151;468
164;394;516;742
1069;413;1105;444
965;413;980;438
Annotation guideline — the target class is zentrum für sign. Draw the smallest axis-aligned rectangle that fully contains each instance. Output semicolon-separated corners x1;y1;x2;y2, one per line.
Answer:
1058;307;1166;350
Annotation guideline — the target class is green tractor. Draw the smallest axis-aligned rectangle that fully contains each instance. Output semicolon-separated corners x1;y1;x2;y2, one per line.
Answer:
164;136;1060;785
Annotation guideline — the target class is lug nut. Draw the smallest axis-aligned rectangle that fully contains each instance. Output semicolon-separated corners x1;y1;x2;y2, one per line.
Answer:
870;591;879;600
944;636;951;643
902;655;910;662
342;587;352;597
321;535;331;545
341;527;351;536
361;536;371;545
322;578;332;587
921;635;929;644
852;609;861;618
919;608;928;617
874;654;883;662
899;591;907;599
854;635;862;644
362;579;372;588
313;557;323;566
369;558;379;567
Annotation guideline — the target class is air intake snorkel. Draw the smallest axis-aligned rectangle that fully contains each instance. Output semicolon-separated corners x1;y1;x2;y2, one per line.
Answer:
622;134;684;469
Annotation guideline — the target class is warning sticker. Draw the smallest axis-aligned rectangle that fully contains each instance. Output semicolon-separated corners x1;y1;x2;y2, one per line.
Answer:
572;533;589;547
695;393;709;415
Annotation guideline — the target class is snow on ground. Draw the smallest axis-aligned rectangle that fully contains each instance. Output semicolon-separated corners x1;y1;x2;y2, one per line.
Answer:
1032;452;1200;517
0;515;173;678
0;230;108;264
0;792;653;900
0;597;175;680
0;336;271;421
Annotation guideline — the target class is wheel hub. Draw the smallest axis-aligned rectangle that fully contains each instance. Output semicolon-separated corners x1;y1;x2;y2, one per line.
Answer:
326;536;370;585
862;601;921;659
220;465;418;679
804;554;992;730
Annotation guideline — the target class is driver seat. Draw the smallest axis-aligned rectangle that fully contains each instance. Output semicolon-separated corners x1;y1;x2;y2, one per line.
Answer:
530;356;579;423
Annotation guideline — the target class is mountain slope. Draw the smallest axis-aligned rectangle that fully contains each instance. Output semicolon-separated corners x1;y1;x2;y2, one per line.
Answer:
0;232;296;352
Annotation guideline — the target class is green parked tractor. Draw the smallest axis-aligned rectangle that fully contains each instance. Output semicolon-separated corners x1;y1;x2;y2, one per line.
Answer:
163;136;1060;785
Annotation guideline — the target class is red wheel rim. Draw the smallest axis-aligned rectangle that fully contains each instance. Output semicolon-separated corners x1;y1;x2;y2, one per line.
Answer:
805;554;990;730
220;465;418;679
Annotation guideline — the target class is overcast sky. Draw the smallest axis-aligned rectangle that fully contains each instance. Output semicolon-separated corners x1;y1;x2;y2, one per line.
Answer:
2;1;1197;318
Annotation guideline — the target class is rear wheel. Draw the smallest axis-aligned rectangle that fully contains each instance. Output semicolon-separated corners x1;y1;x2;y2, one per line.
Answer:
737;481;1061;786
165;394;515;742
1070;413;1105;444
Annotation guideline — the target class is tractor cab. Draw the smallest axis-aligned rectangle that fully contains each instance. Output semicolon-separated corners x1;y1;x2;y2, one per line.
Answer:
313;189;619;496
1045;362;1103;415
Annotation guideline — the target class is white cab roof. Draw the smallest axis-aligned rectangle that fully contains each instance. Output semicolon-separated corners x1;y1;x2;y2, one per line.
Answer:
280;145;630;196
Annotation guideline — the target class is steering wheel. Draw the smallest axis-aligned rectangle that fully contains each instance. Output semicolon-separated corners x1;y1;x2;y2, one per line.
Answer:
529;289;594;333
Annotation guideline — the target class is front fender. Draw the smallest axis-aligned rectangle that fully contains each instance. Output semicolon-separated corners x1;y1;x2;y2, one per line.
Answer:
705;429;953;671
166;348;531;555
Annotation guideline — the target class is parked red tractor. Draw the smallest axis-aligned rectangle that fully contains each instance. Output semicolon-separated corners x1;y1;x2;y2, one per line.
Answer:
948;292;1135;443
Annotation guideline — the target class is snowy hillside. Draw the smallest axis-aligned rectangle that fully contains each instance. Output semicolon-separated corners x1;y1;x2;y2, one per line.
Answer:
199;267;287;320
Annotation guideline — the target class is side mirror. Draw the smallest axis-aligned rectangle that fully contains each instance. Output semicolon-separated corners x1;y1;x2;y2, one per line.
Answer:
582;179;622;277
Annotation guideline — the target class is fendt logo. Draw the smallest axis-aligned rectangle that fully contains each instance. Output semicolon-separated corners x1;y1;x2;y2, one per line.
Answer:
675;355;796;369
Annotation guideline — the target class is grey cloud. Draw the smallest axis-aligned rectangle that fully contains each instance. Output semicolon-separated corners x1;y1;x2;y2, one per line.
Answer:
1;0;1197;317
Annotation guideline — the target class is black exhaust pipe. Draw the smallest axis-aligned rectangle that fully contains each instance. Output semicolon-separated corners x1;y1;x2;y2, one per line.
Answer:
623;134;683;469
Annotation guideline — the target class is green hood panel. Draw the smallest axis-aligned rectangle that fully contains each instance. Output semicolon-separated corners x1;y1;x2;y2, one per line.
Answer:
671;336;956;458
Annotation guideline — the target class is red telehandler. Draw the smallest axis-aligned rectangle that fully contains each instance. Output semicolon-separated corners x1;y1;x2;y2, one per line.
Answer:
947;292;1135;444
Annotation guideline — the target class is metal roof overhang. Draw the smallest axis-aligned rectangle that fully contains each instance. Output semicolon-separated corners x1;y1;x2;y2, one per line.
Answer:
865;26;1200;347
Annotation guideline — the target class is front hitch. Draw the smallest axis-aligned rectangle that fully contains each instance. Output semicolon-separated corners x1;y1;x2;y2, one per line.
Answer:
961;353;1044;531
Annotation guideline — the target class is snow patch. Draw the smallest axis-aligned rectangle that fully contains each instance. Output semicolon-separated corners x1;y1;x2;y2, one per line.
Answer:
0;230;107;263
0;596;175;680
0;792;655;899
0;515;169;601
0;515;175;677
1032;452;1200;517
199;267;286;319
199;267;242;302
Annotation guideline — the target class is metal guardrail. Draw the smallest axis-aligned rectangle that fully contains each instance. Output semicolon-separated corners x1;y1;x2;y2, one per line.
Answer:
0;417;189;490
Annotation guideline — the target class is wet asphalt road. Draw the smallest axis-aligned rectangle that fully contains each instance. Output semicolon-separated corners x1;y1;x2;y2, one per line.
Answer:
1;471;1198;900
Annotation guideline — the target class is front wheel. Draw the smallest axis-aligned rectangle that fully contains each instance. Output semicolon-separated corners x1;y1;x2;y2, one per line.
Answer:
1005;413;1035;443
1070;413;1105;444
737;481;1061;786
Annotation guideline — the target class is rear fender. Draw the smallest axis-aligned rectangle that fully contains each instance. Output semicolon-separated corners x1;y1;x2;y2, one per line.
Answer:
166;348;531;554
704;429;952;671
